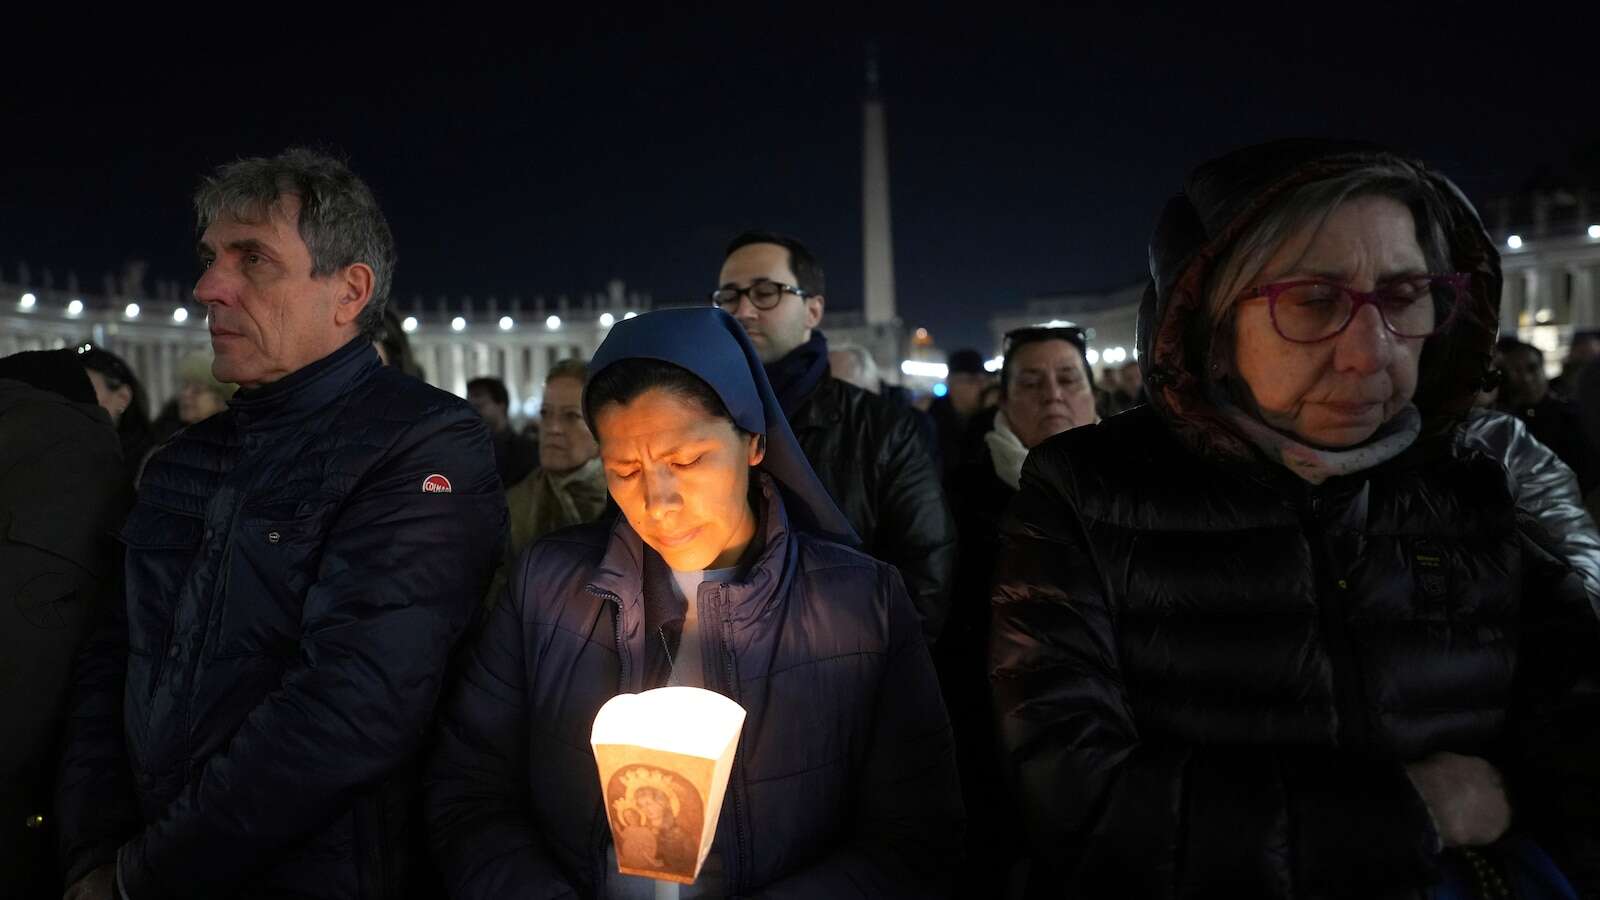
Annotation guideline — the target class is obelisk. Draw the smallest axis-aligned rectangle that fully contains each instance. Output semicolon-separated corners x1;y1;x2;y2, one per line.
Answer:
861;55;896;326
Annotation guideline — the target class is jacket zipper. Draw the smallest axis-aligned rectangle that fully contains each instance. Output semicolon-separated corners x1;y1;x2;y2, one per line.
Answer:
1303;497;1372;753
585;584;626;894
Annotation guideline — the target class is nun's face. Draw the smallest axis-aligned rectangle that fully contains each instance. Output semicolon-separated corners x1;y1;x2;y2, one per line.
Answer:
595;388;767;571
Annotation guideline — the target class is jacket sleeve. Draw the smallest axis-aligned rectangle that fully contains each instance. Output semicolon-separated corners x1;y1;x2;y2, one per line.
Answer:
988;452;1442;897
115;413;505;897
1496;519;1600;892
873;407;957;645
1462;410;1600;602
424;546;582;899
749;564;964;899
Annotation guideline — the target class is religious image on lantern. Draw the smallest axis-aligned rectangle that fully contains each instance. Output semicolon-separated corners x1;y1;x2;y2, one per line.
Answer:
608;765;704;878
591;686;746;886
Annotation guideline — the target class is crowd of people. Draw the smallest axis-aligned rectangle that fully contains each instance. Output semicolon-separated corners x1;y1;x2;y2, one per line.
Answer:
3;140;1599;900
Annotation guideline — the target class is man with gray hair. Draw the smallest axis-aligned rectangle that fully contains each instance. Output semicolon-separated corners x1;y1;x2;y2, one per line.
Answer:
57;148;506;899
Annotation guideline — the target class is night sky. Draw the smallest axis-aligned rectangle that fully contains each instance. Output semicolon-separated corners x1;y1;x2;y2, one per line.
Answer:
6;7;1596;350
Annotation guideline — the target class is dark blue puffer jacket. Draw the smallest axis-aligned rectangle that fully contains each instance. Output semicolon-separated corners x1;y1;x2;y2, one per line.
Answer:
425;473;963;898
56;337;507;898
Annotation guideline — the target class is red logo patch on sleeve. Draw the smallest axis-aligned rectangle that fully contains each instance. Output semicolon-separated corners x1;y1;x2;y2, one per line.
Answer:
422;474;453;493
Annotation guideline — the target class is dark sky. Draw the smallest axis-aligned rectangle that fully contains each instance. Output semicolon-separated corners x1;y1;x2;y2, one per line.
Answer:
5;7;1597;350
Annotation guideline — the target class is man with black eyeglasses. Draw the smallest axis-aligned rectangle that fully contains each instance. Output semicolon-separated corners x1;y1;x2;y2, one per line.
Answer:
713;231;955;643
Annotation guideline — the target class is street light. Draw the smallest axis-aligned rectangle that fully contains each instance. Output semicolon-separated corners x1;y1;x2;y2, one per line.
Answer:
546;315;561;330
901;360;948;379
172;307;189;323
499;316;514;331
1589;224;1600;240
124;303;140;319
599;312;615;327
18;292;36;310
984;356;1003;373
1086;348;1100;365
402;316;418;333
1507;234;1524;250
66;299;84;317
451;316;467;332
623;311;638;320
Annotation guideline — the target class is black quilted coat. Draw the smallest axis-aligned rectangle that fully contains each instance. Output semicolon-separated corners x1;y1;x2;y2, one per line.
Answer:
425;474;963;898
988;141;1600;899
56;338;507;898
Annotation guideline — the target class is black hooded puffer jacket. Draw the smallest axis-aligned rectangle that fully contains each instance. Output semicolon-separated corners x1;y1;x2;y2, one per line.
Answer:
988;140;1600;898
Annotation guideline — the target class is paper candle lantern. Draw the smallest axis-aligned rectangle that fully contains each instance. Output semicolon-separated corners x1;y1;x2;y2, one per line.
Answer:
591;686;747;885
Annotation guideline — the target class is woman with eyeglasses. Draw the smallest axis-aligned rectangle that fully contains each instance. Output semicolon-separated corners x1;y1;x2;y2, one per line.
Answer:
427;308;962;899
990;140;1600;898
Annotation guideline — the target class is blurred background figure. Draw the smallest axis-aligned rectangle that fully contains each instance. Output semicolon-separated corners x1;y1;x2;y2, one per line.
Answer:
979;381;1002;411
176;351;236;427
1104;359;1147;415
373;307;426;380
1495;338;1599;495
77;343;154;489
938;325;1098;897
0;349;129;899
1550;328;1600;402
467;376;539;487
494;359;607;600
930;347;991;476
827;342;882;394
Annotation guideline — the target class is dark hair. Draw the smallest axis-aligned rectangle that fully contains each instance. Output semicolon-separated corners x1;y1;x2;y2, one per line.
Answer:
77;344;152;441
724;231;826;297
946;348;986;375
1495;337;1542;360
195;147;397;339
466;377;509;408
584;358;738;433
1000;327;1096;396
376;308;424;379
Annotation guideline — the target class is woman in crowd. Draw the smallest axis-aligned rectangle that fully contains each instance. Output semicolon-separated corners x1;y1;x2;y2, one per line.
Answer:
938;325;1099;895
175;351;236;426
488;358;609;600
427;307;962;898
77;343;153;487
990;140;1600;897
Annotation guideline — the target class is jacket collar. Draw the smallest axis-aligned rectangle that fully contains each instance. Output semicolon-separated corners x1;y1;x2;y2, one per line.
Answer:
228;336;380;431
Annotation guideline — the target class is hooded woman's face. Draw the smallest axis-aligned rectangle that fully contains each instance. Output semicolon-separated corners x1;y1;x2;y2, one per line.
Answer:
596;387;766;571
1230;195;1429;449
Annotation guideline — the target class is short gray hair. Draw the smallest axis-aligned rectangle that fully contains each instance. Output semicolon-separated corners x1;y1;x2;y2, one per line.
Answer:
1204;161;1454;375
195;148;396;338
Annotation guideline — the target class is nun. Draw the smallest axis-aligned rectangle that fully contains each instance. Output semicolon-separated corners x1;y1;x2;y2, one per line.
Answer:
426;308;963;899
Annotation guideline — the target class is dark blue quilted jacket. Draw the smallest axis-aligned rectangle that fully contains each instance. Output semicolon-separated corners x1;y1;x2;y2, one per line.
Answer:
425;474;963;898
56;337;507;898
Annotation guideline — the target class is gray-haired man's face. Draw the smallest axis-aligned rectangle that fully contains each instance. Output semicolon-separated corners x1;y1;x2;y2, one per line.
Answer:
194;195;369;389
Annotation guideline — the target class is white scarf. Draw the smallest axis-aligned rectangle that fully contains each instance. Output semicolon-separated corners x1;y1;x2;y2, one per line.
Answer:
1216;401;1422;484
984;410;1031;491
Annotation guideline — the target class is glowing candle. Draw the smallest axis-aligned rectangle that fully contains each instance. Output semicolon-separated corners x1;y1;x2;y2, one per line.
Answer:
591;686;746;887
